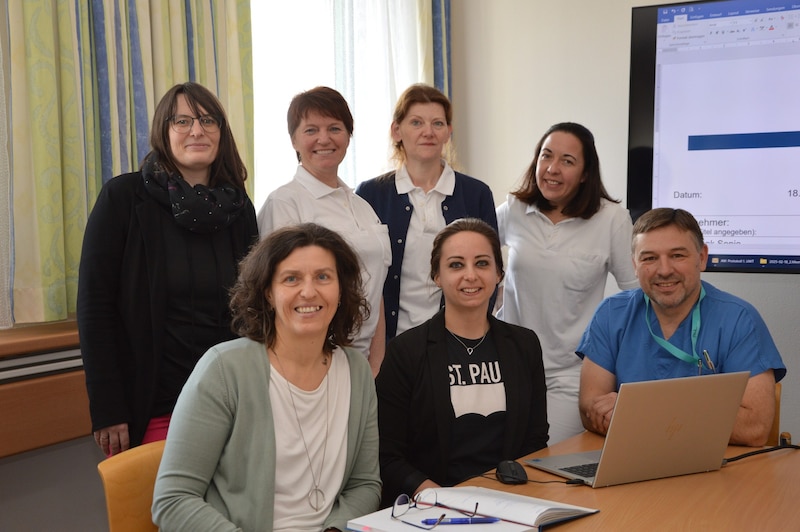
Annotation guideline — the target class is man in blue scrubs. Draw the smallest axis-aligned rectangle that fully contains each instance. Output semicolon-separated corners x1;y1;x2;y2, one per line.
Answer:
577;208;785;447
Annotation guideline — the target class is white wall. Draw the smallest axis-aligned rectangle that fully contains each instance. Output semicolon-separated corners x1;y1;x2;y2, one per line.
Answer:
450;0;799;438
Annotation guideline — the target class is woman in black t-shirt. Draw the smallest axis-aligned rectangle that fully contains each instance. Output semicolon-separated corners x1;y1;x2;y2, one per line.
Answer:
376;218;549;508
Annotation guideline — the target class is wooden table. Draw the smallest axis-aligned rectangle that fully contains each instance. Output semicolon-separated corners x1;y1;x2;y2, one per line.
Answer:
462;431;800;530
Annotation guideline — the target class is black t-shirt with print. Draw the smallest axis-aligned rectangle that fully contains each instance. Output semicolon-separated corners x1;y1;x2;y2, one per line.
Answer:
445;329;506;485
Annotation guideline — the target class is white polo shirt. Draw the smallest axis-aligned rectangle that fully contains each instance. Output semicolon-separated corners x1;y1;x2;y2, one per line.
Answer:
496;196;638;373
394;163;455;335
257;166;391;358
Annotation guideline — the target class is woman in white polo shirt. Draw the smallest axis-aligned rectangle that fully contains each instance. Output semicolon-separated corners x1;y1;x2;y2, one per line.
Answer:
257;87;390;376
496;122;638;444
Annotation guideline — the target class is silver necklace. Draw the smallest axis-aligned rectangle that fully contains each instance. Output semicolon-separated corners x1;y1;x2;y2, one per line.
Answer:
447;327;490;355
272;348;329;511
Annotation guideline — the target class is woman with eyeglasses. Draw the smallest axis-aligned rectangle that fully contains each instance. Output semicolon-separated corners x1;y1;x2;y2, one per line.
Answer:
375;218;548;508
258;86;391;376
77;82;259;457
153;223;380;531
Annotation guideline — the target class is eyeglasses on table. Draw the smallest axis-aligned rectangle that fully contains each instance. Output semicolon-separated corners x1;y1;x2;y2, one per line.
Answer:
391;491;480;530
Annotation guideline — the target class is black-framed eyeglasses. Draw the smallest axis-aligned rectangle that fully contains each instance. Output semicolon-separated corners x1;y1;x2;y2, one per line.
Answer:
391;492;479;530
167;114;221;134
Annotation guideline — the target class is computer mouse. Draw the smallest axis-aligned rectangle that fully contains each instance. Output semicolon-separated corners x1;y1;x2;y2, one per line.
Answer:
495;459;528;484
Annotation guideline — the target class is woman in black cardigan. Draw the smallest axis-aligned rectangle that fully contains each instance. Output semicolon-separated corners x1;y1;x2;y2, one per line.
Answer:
77;82;259;457
375;218;548;508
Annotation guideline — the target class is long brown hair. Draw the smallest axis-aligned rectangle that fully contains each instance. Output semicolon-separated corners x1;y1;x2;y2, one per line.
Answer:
512;122;617;219
148;82;247;189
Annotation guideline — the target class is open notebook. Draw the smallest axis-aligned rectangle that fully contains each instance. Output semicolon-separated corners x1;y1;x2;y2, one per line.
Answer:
347;486;598;531
527;371;749;488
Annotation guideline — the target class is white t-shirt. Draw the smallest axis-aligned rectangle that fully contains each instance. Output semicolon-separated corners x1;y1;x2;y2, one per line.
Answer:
394;163;455;335
270;348;351;532
257;166;391;357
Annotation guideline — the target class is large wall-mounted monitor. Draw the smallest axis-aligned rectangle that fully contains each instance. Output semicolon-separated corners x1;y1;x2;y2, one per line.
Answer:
628;0;800;273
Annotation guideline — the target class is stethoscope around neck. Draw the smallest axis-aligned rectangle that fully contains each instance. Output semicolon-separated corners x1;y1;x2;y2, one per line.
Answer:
644;285;715;373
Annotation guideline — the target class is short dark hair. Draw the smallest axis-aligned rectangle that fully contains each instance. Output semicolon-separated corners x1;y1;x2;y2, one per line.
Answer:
229;224;368;353
389;83;455;167
148;82;247;189
632;208;705;253
430;218;504;282
287;86;354;162
511;122;617;219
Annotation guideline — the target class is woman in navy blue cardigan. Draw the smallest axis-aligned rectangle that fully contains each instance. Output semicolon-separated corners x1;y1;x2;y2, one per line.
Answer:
375;219;548;508
356;84;497;342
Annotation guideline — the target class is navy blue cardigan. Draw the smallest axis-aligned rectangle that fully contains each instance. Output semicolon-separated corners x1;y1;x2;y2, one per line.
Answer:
356;171;498;340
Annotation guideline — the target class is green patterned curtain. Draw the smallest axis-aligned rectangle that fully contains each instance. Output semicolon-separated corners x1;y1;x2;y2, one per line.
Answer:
1;0;252;327
0;5;10;327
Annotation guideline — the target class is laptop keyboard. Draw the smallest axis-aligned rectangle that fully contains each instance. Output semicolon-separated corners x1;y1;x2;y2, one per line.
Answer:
560;462;598;478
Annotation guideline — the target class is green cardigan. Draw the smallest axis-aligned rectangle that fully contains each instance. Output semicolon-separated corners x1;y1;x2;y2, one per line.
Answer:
152;338;381;531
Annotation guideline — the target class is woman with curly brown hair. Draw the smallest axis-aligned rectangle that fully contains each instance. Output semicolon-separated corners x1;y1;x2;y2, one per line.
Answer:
153;223;381;532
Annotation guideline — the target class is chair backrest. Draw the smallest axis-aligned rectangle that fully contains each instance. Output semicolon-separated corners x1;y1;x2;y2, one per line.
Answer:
767;382;782;447
97;439;165;532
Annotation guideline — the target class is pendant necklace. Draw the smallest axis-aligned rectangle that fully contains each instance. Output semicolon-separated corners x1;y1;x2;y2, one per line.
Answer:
447;327;490;355
272;348;329;511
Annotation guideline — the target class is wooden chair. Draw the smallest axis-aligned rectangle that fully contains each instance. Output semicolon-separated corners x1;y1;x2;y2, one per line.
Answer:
97;439;165;532
767;382;782;447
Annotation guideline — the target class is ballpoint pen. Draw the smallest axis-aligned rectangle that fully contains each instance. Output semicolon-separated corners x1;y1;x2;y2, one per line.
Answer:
703;349;716;373
420;517;500;525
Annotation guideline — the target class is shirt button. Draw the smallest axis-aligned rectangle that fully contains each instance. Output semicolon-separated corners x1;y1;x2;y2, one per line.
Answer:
397;239;403;244
405;206;411;211
443;205;449;211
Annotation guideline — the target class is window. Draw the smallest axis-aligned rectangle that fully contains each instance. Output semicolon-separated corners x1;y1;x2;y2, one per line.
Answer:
251;0;431;208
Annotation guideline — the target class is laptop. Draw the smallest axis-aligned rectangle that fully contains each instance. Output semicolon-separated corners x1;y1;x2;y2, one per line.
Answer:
526;371;749;488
